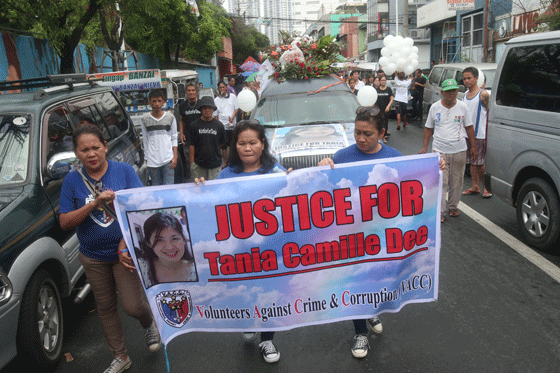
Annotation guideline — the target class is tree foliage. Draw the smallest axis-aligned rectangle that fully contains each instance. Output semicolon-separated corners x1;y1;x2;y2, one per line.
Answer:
538;0;560;31
0;0;110;73
230;17;271;65
121;0;230;65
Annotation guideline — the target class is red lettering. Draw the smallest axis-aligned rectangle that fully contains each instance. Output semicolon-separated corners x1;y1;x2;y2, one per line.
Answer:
386;228;403;253
297;194;311;230
254;199;278;236
310;191;334;228
229;202;254;239
334;188;354;225
204;252;221;275
403;230;416;251
261;250;278;271
215;205;230;241
359;185;378;222
251;248;262;272
378;183;400;218
365;234;380;255
275;196;297;233
342;290;350;306
401;180;423;216
282;242;300;268
219;255;236;275
416;226;428;246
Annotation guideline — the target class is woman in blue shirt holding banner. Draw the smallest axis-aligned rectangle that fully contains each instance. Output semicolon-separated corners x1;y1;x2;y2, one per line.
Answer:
59;124;161;373
319;106;445;359
195;119;289;364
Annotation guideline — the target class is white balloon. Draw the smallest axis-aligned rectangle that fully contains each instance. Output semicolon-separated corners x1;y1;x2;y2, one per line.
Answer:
237;89;257;112
381;47;390;57
357;86;378;107
379;56;390;67
411;53;419;61
404;37;414;47
396;58;407;70
385;63;397;75
477;68;486;87
394;35;404;45
404;65;415;75
412;46;419;54
411;59;419;69
383;35;394;47
401;46;412;58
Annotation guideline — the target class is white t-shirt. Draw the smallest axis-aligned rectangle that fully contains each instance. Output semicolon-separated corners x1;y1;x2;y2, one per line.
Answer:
462;89;488;140
214;93;239;130
141;112;178;167
355;80;365;90
425;99;473;154
394;77;411;103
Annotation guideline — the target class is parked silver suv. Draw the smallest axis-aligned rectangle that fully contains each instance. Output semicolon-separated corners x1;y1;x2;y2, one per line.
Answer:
485;31;560;251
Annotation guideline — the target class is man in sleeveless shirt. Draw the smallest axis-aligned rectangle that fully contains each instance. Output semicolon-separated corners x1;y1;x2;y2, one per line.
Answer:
461;67;492;198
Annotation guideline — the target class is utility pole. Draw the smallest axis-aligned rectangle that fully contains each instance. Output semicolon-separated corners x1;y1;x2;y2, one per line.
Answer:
403;0;409;37
483;0;489;62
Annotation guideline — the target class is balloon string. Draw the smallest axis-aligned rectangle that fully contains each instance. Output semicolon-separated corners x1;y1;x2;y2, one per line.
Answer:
307;74;345;95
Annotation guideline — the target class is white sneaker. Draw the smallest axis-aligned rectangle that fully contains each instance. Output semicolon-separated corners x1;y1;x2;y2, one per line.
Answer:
351;335;369;358
145;320;162;352
259;340;280;363
367;316;383;334
242;332;257;341
103;356;132;373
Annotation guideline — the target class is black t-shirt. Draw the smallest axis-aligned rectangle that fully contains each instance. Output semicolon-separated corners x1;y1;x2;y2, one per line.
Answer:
376;86;393;112
412;76;427;96
178;99;201;135
188;118;226;169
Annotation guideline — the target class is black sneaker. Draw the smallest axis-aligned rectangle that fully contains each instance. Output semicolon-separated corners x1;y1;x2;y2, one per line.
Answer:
259;340;280;363
367;316;383;334
145;320;162;352
351;334;369;358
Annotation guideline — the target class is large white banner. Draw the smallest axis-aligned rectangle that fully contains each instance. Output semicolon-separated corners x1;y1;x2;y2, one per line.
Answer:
114;153;442;345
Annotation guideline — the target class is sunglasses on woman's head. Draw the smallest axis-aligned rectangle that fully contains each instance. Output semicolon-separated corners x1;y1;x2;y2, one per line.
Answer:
356;106;381;117
238;119;260;126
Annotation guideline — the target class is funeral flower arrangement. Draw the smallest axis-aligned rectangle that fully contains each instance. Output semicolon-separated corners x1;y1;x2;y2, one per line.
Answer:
261;32;342;82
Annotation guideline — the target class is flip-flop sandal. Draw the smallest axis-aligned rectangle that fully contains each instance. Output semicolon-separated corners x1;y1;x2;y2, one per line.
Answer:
462;188;480;195
397;126;401;130
483;192;493;198
441;215;446;223
449;210;460;217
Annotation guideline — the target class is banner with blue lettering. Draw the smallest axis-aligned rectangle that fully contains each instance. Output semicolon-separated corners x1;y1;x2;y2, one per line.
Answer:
114;153;442;346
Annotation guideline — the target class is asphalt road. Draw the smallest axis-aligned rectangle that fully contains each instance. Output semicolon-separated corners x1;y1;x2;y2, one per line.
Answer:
3;119;560;373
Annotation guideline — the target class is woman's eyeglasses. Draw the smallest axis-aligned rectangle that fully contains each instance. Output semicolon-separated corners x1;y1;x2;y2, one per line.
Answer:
356;106;381;117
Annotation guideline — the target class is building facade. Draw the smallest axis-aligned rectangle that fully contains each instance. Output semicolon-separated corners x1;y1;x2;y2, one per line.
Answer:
366;0;431;68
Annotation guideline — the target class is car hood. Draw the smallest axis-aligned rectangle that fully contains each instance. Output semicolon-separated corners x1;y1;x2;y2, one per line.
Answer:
266;123;353;154
0;187;24;212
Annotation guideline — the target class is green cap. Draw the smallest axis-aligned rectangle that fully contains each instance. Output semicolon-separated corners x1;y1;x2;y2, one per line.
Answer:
441;78;459;91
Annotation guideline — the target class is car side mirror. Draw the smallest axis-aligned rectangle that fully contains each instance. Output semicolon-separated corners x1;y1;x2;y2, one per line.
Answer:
46;152;81;180
458;84;466;93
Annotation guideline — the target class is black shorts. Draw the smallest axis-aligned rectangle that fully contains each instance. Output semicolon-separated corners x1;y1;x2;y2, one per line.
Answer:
396;101;408;115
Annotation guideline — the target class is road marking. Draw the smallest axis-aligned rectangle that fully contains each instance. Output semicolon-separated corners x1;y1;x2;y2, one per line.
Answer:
459;203;560;284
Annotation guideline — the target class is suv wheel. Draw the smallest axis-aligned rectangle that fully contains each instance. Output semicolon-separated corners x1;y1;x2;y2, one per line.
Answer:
17;269;63;368
516;178;560;252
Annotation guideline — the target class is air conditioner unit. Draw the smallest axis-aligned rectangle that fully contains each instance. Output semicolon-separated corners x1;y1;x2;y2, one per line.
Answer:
410;29;425;39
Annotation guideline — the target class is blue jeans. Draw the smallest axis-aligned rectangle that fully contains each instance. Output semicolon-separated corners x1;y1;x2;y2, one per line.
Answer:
148;161;174;185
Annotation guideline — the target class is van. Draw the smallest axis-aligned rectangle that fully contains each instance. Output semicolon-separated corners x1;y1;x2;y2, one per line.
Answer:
423;62;497;113
485;30;560;251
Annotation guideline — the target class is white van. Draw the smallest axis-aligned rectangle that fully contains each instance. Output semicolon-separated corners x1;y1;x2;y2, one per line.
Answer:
485;31;560;251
